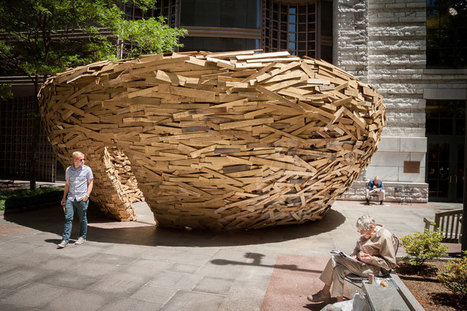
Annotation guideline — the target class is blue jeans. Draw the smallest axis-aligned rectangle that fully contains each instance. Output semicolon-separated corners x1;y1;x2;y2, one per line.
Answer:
62;199;88;242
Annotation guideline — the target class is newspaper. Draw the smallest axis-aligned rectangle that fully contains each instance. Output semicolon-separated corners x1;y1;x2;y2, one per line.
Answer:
330;249;363;264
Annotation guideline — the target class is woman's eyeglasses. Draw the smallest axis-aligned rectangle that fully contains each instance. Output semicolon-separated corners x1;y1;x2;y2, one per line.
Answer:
75;157;85;162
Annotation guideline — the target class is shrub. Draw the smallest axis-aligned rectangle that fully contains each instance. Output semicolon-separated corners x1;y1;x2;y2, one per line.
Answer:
400;229;448;266
437;251;467;299
0;187;63;211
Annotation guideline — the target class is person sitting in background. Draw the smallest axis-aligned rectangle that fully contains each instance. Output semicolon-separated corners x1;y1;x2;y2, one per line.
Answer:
366;176;385;205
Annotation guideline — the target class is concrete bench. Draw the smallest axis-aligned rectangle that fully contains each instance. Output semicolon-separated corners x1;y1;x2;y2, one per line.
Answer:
362;273;424;311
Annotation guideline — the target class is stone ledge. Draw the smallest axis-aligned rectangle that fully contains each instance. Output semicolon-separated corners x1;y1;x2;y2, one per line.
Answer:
340;181;428;203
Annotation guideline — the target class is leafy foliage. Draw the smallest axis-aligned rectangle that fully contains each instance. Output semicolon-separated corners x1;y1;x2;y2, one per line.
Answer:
118;16;186;58
400;229;448;266
0;0;186;78
0;187;63;210
0;83;13;100
437;251;467;299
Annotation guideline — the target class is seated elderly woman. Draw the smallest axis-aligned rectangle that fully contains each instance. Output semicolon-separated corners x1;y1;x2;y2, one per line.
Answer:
308;215;397;303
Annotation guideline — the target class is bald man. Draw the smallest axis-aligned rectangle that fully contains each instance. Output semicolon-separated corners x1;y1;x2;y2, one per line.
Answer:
366;176;385;205
57;151;93;249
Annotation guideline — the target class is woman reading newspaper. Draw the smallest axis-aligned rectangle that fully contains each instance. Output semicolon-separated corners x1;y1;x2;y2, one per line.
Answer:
307;215;397;303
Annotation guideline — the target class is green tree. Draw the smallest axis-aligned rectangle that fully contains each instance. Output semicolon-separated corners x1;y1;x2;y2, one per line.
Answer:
0;0;186;189
0;84;13;100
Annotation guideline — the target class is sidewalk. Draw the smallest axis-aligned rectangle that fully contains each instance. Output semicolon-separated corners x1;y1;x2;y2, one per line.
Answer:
0;199;462;311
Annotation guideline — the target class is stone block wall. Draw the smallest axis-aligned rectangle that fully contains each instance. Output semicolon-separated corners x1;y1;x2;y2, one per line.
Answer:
335;0;429;201
339;180;429;203
334;0;369;80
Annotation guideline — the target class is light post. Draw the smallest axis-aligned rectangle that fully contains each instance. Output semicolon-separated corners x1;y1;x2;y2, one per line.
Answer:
463;86;467;252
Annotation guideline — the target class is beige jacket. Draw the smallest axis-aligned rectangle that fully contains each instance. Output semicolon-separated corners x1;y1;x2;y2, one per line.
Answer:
351;225;397;270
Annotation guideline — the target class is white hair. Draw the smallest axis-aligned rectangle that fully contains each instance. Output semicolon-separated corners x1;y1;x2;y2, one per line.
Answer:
356;215;376;231
72;151;84;159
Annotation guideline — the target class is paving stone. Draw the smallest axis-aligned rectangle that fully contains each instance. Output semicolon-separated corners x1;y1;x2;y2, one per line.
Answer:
53;243;103;258
194;276;234;295
45;289;107;311
0;268;41;289
98;297;163;311
122;258;173;276
150;270;190;288
162;290;225;311
40;271;99;290
88;272;150;295
131;282;177;304
0;303;42;311
100;244;152;258
170;263;199;274
38;256;79;272
71;259;121;278
0;283;67;308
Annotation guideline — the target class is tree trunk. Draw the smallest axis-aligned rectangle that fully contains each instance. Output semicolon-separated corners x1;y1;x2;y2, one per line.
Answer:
29;76;41;190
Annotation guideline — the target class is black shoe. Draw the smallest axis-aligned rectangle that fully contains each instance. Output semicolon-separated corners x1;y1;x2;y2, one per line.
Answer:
307;290;331;302
380;200;383;205
366;198;370;205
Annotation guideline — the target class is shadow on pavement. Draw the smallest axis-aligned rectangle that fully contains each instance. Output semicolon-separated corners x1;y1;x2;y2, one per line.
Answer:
212;252;324;274
4;203;346;247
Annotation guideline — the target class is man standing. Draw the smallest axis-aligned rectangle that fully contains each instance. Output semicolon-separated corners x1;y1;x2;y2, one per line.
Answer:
57;151;94;249
366;176;385;205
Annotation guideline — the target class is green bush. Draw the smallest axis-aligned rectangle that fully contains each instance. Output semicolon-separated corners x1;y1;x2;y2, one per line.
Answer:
400;229;448;266
437;251;467;299
0;187;63;211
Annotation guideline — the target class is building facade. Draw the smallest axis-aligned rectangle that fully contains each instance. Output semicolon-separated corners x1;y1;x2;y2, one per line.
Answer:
2;0;466;203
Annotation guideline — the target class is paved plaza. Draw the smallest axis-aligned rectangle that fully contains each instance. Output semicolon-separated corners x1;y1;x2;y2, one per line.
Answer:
0;199;461;311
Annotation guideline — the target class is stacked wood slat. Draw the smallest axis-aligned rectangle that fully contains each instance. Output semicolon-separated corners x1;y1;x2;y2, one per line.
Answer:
108;147;145;204
38;50;385;230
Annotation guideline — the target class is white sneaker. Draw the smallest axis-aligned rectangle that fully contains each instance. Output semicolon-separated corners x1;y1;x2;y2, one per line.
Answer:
57;240;68;249
75;237;86;245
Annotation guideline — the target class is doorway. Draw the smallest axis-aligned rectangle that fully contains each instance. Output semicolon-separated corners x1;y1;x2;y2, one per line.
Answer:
426;100;465;202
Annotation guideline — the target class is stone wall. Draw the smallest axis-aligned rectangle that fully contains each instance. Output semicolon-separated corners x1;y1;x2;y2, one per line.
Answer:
339;180;429;203
334;0;369;80
366;0;427;185
335;0;429;201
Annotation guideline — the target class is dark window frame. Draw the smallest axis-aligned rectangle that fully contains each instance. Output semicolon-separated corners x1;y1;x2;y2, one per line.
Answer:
426;0;467;68
261;0;332;63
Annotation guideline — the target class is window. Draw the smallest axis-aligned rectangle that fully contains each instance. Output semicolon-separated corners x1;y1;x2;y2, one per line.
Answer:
180;0;260;29
262;0;332;62
120;0;178;26
427;0;467;68
180;37;259;52
426;100;465;136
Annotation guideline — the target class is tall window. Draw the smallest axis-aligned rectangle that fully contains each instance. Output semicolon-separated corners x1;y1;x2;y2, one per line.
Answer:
426;100;465;202
120;0;178;26
262;0;333;62
427;0;467;68
180;0;259;29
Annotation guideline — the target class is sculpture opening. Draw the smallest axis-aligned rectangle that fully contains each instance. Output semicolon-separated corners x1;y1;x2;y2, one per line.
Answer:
38;50;385;230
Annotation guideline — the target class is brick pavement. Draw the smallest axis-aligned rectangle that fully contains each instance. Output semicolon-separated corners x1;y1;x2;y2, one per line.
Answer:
0;199;462;311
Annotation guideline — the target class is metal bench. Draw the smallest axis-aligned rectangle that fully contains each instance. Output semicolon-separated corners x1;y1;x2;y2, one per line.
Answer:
423;209;463;243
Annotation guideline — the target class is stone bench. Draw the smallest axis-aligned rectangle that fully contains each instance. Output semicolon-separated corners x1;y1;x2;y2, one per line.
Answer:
362;273;424;311
340;181;428;203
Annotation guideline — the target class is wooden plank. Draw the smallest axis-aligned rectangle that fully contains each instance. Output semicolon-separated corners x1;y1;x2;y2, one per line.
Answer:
219;117;274;130
236;51;290;60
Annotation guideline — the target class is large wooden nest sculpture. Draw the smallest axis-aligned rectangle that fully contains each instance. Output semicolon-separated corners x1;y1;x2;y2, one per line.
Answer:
38;50;385;230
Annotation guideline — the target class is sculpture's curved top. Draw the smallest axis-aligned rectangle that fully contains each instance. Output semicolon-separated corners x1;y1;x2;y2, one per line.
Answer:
38;50;385;230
